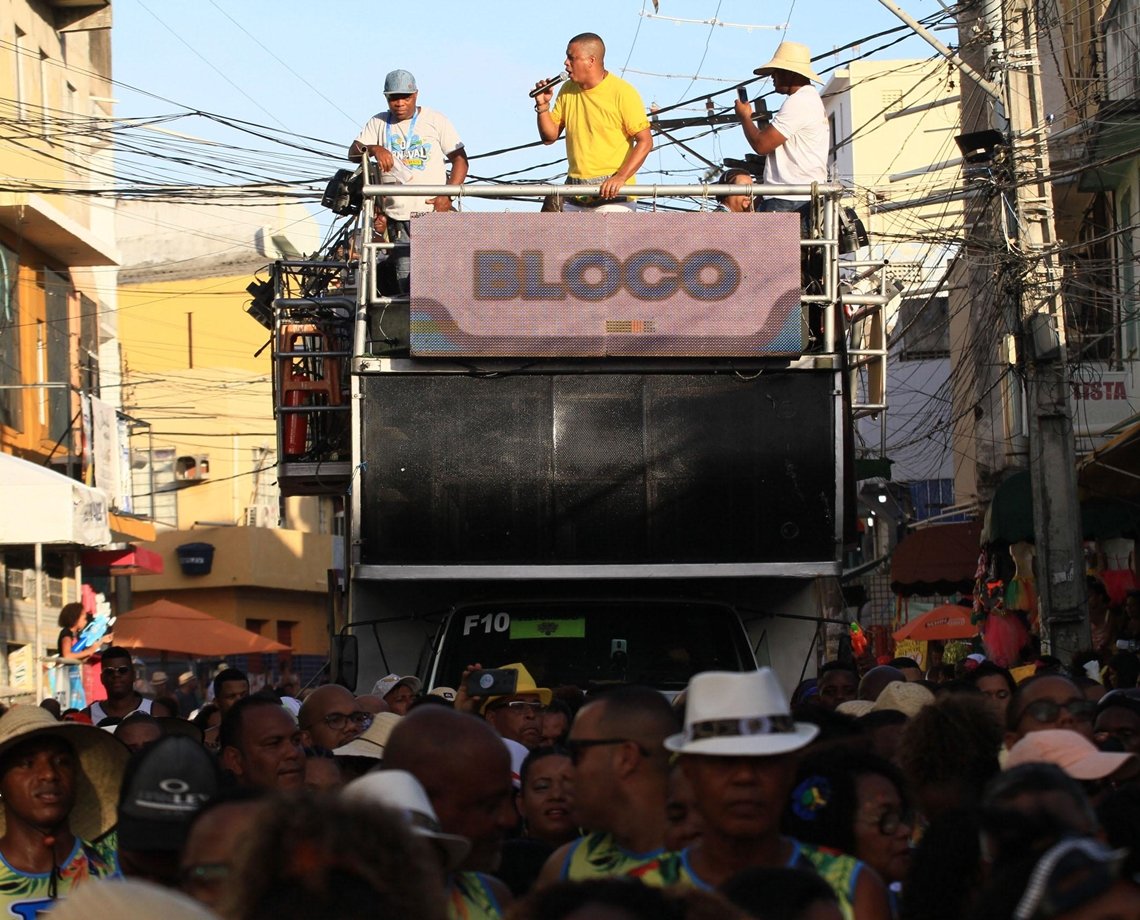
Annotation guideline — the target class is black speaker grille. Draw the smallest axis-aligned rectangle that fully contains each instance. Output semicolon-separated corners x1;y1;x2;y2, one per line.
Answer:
359;372;838;565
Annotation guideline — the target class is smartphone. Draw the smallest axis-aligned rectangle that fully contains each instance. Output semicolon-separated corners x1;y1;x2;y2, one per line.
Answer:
737;86;749;104
465;668;519;696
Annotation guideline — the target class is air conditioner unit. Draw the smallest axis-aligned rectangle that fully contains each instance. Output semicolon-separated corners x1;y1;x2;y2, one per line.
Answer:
243;506;272;528
174;455;210;482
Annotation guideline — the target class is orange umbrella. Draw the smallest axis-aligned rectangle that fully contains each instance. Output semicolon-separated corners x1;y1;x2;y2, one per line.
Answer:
892;603;978;642
112;599;290;656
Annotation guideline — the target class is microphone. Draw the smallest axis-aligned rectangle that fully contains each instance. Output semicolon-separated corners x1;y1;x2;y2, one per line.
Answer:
529;72;569;99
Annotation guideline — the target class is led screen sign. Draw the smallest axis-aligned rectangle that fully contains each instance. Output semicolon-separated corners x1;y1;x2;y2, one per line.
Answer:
408;212;802;357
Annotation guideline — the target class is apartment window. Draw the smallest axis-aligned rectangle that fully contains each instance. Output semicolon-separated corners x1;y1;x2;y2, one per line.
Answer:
897;294;950;360
42;271;71;443
14;28;27;120
0;242;22;431
131;447;178;527
78;293;98;396
276;621;296;649
1119;184;1138;361
39;50;49;140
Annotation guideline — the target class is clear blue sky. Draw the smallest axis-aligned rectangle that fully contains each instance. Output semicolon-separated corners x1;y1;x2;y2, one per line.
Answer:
110;0;948;220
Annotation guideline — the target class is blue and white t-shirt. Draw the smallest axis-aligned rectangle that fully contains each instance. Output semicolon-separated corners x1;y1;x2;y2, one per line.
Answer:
354;105;463;220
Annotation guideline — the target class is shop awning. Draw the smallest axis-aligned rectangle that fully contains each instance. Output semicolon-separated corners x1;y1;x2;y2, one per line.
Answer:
984;468;1140;544
0;452;111;547
890;520;982;597
81;545;164;576
1080;419;1140;502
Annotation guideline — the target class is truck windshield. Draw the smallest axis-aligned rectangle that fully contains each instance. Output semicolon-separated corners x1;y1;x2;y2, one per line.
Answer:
430;599;754;693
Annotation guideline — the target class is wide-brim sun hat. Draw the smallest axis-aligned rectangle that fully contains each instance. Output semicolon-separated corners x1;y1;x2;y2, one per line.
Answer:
753;41;823;83
836;699;874;718
869;680;935;718
665;668;819;756
48;877;217;920
333;712;402;760
343;769;471;872
0;705;129;839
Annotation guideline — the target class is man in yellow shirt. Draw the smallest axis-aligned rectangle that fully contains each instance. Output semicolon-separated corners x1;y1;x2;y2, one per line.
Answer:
533;32;653;211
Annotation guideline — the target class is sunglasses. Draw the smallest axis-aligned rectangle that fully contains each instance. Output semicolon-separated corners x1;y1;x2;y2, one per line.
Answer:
489;700;544;714
1018;698;1098;725
103;665;132;676
317;711;373;732
861;807;915;836
564;738;650;766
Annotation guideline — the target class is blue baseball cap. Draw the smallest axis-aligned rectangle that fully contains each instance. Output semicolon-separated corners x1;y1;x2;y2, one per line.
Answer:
384;69;418;95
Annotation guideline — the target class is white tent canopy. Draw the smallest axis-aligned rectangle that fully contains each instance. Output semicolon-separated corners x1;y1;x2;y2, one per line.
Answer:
0;452;111;547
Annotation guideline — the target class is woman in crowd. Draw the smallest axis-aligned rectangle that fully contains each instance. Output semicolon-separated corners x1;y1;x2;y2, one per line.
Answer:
783;748;913;916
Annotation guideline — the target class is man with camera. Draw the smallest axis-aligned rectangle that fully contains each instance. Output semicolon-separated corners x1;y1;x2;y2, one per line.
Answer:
458;663;551;751
733;41;828;233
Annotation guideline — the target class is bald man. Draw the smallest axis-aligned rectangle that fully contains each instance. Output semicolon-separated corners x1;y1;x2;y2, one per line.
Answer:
385;707;515;916
533;31;652;209
298;685;370;750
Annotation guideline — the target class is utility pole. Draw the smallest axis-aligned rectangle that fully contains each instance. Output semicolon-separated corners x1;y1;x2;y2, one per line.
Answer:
1000;0;1089;659
881;0;1089;659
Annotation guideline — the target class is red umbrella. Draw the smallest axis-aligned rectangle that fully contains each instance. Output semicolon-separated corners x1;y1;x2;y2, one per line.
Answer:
112;599;290;656
892;603;978;642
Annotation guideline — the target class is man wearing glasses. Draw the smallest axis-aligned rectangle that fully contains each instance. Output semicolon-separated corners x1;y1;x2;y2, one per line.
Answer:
475;663;552;752
86;646;152;723
1004;673;1098;749
298;685;372;751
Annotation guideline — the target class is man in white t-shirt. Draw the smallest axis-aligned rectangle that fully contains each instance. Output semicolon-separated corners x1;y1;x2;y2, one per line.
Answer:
734;41;828;234
348;69;467;290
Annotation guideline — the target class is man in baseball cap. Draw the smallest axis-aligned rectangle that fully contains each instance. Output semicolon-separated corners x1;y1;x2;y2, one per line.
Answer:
348;68;467;294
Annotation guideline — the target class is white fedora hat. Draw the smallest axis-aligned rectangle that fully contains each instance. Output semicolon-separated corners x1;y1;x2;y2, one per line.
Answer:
753;41;822;83
665;668;819;757
343;769;471;871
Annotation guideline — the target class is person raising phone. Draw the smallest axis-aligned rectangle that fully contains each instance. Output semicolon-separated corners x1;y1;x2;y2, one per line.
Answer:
456;663;552;751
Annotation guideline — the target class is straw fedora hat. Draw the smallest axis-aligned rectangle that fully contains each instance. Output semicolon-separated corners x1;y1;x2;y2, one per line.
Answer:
837;681;934;719
871;680;935;718
0;706;128;839
665;668;819;756
333;712;402;761
343;769;471;871
753;41;823;83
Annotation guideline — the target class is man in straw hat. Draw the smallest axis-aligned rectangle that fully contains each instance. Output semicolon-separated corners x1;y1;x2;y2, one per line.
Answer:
0;706;128;914
733;41;828;232
651;668;892;919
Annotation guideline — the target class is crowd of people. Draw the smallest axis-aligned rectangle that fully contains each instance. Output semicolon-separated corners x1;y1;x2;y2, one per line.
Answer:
1;639;1139;919
5;33;1135;920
